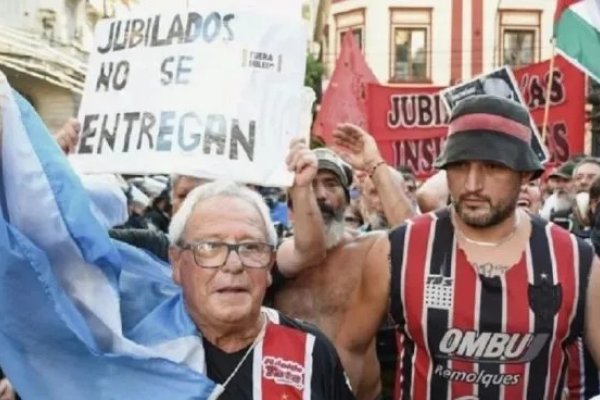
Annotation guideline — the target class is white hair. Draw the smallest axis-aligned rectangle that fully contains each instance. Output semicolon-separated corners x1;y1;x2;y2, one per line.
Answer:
324;219;345;249
168;180;278;247
540;192;574;220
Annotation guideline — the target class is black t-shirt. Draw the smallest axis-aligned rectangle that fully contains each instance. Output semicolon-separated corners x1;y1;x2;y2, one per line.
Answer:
203;313;355;400
203;339;254;400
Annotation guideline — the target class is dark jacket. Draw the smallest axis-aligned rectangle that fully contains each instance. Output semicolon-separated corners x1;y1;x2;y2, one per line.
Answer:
109;228;170;262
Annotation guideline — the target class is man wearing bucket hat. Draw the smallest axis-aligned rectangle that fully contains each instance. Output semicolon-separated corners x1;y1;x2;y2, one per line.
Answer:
352;95;600;399
275;147;392;400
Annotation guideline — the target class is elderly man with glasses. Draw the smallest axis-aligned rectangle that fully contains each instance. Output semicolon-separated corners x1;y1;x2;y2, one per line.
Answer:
167;141;355;399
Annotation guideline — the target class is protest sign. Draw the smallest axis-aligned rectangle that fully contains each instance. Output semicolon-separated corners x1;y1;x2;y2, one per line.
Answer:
440;66;549;164
70;3;309;187
367;56;585;177
514;55;585;165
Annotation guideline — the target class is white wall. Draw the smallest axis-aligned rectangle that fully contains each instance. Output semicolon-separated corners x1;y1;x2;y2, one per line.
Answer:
0;0;93;50
0;1;26;28
329;0;452;85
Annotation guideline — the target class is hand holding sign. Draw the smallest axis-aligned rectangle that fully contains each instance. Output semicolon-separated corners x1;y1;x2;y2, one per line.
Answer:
332;123;384;173
54;118;81;155
286;138;317;188
0;378;15;400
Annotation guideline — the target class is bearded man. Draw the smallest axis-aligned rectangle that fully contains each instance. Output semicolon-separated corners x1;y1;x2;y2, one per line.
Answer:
275;148;391;400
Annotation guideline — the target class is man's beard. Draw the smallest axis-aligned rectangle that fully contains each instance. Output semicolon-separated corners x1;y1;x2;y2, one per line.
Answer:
540;191;574;220
319;201;346;249
453;191;519;228
324;218;346;249
365;210;388;230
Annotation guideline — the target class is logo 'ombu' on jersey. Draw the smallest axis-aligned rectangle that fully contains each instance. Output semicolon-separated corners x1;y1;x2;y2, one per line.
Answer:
437;329;550;364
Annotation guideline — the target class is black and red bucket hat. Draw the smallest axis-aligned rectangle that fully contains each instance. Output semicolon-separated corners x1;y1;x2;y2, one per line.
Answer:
434;95;544;179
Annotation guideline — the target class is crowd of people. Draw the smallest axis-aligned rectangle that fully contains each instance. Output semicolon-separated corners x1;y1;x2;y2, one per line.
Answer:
2;88;600;400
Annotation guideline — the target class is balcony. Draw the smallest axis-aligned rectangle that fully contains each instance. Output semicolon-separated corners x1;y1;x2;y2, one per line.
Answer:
0;25;87;93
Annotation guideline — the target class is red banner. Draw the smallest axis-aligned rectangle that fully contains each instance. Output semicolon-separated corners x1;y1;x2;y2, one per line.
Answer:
367;55;585;177
367;85;449;176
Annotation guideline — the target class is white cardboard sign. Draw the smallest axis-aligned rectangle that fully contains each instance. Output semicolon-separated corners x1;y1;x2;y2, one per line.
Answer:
71;3;310;187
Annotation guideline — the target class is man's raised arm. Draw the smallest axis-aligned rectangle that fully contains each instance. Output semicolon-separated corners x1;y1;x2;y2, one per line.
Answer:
276;138;326;277
333;123;414;227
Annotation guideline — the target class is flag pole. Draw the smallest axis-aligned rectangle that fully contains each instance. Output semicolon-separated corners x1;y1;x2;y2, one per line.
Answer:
541;37;557;145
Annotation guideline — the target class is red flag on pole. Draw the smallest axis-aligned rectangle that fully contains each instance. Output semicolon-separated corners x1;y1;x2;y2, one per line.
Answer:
312;31;378;143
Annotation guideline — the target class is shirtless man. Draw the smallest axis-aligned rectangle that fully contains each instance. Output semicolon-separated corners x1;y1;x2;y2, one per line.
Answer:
275;125;414;400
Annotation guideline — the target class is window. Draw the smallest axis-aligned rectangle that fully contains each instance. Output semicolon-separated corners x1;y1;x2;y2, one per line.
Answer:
302;3;311;21
334;9;365;56
498;11;541;68
338;27;363;51
393;28;427;81
65;0;79;41
503;30;535;67
390;9;431;82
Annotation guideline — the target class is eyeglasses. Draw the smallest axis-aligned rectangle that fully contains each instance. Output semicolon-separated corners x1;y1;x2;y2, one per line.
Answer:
178;241;274;269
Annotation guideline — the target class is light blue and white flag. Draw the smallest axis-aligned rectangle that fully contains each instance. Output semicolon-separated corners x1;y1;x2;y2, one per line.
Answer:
0;73;216;398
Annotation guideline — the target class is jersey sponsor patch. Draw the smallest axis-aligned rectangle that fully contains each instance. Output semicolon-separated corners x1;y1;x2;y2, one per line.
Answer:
433;364;521;387
437;329;550;364
262;356;305;390
528;278;562;326
425;274;453;310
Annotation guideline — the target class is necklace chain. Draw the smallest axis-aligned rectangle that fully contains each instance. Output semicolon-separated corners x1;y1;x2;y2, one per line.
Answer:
207;313;268;400
453;210;520;248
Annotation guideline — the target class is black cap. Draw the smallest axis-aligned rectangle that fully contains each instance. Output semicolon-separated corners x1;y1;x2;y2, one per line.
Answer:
548;161;575;180
313;148;353;188
435;95;544;179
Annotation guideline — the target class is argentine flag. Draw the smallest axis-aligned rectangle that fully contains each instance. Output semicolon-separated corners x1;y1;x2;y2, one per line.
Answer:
0;73;216;398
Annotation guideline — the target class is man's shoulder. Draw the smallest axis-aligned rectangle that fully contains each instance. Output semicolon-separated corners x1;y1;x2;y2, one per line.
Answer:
276;312;323;336
530;214;595;267
110;228;168;245
389;208;450;240
327;231;388;272
265;309;337;352
337;229;385;249
533;214;591;245
109;228;170;261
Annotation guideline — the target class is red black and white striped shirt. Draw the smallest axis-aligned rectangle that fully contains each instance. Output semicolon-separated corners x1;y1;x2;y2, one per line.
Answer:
203;308;355;399
389;208;594;400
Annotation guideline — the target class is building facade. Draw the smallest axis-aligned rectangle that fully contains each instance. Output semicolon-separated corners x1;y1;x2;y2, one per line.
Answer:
0;0;118;131
323;0;557;86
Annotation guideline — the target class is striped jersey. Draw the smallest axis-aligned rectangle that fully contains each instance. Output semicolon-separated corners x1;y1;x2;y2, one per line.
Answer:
203;308;355;399
389;208;594;400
